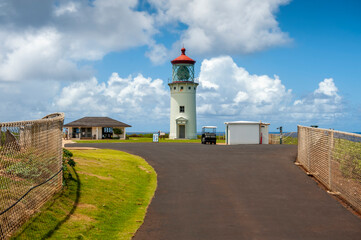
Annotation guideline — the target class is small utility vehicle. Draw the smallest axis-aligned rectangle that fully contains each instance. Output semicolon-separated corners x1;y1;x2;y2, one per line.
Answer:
201;126;217;144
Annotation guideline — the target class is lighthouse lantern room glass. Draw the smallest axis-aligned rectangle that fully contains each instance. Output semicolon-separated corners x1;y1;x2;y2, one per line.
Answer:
172;64;195;82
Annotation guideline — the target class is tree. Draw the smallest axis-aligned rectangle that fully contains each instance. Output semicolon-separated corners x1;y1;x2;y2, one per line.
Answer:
113;128;123;135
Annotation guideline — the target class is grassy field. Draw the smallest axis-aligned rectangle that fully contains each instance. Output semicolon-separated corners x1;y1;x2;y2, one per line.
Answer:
12;149;157;240
333;138;361;181
269;135;298;145
283;137;298;145
74;137;226;144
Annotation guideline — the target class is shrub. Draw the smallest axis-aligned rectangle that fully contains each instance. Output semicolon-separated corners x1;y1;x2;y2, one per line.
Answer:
113;128;123;135
5;155;54;180
128;134;140;138
142;133;153;138
63;148;76;185
63;148;73;159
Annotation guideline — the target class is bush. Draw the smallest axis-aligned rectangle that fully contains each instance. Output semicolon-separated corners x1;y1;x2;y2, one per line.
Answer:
128;134;140;138
63;148;73;159
5;157;52;179
126;133;154;138
142;133;153;138
113;128;123;135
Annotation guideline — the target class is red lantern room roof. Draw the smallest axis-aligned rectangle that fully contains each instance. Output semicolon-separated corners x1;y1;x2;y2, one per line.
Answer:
171;48;196;64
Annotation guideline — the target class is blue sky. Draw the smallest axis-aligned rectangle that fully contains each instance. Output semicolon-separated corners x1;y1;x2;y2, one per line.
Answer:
0;0;360;132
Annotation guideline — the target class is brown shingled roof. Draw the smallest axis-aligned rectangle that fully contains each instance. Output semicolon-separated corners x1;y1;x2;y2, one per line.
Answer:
64;117;131;128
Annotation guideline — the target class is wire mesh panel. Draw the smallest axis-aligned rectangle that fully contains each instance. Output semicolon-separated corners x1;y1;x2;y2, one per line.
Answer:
269;132;298;145
269;134;280;144
297;126;361;213
308;128;331;187
0;113;64;239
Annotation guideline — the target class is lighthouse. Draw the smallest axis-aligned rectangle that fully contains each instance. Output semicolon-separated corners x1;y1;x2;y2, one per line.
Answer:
169;48;198;139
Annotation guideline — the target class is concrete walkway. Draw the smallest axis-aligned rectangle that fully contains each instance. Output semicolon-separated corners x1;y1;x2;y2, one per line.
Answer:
68;143;361;240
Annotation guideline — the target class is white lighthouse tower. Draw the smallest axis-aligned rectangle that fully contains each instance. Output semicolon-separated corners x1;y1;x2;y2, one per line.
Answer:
169;48;198;139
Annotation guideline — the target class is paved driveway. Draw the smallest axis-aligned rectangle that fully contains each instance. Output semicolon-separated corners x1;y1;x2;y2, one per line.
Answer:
68;143;361;240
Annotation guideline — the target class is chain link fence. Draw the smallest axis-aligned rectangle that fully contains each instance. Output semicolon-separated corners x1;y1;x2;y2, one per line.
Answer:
269;132;298;145
297;125;361;213
0;113;64;239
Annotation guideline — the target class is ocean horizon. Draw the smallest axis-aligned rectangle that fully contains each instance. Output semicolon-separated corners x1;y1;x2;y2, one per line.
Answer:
127;131;361;135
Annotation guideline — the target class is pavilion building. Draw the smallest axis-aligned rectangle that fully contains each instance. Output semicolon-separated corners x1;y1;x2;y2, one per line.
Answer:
64;117;131;140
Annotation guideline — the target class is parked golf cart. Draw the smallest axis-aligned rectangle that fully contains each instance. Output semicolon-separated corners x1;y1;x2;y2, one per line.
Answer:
201;126;217;144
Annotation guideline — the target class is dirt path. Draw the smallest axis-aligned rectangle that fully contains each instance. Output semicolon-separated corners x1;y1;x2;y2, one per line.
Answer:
67;143;361;240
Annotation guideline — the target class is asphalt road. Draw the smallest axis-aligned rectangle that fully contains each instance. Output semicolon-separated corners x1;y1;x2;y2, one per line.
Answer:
67;143;361;240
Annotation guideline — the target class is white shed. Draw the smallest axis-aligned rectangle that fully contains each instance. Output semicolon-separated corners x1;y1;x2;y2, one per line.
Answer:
224;121;270;145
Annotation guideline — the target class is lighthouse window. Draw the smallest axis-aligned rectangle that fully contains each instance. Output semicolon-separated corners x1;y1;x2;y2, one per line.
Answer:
180;106;185;113
194;87;196;90
188;86;191;90
174;87;176;90
181;86;184;90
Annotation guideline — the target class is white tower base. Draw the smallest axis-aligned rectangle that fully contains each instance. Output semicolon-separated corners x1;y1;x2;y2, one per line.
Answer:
169;82;198;139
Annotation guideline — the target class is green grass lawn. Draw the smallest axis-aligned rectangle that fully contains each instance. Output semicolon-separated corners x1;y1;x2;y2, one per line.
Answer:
283;136;298;145
12;149;157;240
74;137;225;144
333;138;361;181
269;135;298;145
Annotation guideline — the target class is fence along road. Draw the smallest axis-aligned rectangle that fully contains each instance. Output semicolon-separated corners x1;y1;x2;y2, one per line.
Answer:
297;125;361;214
70;142;361;240
0;113;64;239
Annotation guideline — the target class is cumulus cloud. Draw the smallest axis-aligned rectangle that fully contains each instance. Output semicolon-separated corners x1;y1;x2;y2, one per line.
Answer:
0;0;155;82
150;0;292;58
0;71;170;127
54;73;169;126
197;56;292;118
315;78;340;98
0;0;293;77
145;42;168;65
0;28;92;82
0;80;60;121
54;1;78;17
291;78;343;121
196;56;344;126
54;0;156;60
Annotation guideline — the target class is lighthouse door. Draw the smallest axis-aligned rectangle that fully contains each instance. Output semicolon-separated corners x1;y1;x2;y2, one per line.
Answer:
179;125;185;138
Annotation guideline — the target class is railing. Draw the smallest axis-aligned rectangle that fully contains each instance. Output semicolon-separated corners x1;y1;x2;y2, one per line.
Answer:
168;77;199;84
0;113;64;239
297;126;361;213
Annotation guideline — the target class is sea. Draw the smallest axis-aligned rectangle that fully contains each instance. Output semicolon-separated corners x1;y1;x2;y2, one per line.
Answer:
128;131;361;136
128;131;226;136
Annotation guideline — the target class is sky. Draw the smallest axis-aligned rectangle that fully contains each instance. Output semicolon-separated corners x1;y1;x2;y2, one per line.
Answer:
0;0;360;132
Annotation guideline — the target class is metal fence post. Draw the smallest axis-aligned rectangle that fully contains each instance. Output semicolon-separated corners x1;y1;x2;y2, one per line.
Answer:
277;126;283;144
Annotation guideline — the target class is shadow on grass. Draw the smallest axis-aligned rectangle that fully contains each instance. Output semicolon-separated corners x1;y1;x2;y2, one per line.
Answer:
42;167;81;239
12;167;81;239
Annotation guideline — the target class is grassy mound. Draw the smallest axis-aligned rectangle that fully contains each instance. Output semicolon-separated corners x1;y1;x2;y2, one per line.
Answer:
12;149;157;240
